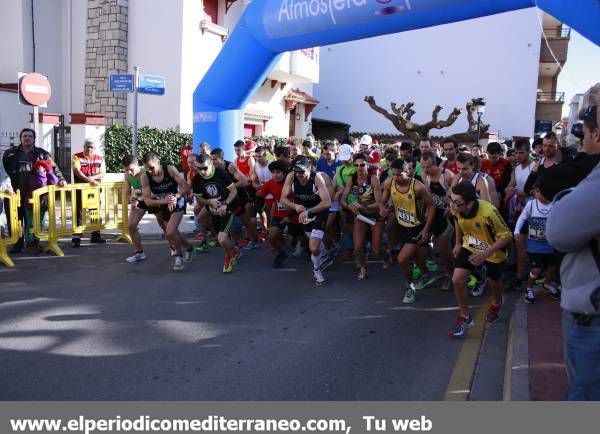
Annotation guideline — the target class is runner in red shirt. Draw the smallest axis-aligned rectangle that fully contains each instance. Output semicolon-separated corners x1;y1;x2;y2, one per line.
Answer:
257;160;302;268
441;137;459;174
180;141;193;179
480;142;511;194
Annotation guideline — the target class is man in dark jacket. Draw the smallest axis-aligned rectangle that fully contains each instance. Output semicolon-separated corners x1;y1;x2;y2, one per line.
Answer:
2;128;66;252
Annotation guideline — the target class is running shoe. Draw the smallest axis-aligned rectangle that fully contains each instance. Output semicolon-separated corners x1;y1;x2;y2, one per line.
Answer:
313;267;325;285
273;251;288;268
426;260;439;272
207;239;218;248
415;272;437;290
469;282;486;297
239;239;251;248
169;245;177;256
223;255;233;273
231;248;242;265
467;275;478;289
403;283;416;304
292;244;306;258
544;284;561;301
485;296;504;324
448;315;475;338
411;265;422;280
319;253;334;271
242;240;259;250
194;242;209;253
126;251;146;263
357;267;367;281
441;275;453;292
382;251;393;270
524;288;536;304
173;256;184;272
183;248;193;263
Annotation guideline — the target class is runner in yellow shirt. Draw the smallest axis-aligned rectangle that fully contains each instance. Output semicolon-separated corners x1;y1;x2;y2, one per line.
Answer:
380;158;435;304
448;181;512;338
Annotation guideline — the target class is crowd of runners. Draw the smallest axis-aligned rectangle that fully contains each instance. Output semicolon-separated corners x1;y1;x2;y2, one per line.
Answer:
119;125;596;339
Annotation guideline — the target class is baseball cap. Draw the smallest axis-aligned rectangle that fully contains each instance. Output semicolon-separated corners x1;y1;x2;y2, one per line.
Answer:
293;156;311;172
245;140;257;152
360;134;373;146
338;144;353;161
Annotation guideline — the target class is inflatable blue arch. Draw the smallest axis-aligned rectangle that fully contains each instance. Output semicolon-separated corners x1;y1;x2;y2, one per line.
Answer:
193;0;600;158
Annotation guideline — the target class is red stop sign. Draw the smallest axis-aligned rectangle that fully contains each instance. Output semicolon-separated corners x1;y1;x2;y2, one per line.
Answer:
19;73;52;106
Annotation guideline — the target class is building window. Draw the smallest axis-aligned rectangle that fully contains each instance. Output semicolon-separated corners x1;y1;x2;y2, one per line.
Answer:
203;0;218;24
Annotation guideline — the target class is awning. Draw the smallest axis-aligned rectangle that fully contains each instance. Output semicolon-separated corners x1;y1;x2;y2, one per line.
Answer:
244;109;273;122
284;88;320;121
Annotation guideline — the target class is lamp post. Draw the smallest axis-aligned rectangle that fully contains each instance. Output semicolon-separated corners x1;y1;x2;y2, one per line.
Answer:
472;98;486;147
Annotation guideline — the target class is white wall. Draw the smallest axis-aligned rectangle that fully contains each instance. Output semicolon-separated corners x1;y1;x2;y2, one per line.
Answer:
34;0;65;114
0;1;32;135
179;0;225;133
313;8;542;139
127;0;184;130
0;0;73;142
69;0;88;114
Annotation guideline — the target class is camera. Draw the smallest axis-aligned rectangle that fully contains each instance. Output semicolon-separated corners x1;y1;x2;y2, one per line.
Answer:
571;122;584;140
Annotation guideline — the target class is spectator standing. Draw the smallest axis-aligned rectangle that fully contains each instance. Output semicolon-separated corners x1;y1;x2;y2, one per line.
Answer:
2;128;66;253
71;139;106;247
180;141;194;179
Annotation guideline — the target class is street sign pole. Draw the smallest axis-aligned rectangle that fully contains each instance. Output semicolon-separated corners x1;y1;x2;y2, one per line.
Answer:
133;66;140;161
33;106;39;147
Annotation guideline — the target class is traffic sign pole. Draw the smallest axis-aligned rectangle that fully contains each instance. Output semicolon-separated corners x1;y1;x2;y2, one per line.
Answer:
133;66;139;161
33;106;39;147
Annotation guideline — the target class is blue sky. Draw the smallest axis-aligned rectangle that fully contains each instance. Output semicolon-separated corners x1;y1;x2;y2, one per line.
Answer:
557;30;600;116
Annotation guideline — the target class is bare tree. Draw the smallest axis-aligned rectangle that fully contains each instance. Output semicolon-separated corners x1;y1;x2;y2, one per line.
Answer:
364;96;462;143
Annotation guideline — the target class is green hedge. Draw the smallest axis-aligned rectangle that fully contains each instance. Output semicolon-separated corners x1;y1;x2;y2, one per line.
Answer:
103;124;192;172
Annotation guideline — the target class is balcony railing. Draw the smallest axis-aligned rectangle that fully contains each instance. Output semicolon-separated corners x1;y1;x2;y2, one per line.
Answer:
537;92;565;102
543;27;571;38
300;48;316;60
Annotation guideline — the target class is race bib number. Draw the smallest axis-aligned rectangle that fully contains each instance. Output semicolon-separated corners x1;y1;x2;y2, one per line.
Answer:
277;201;287;211
528;217;547;242
396;208;415;225
467;235;489;251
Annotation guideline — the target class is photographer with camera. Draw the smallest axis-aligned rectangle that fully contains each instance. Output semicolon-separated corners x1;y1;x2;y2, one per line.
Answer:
546;85;600;400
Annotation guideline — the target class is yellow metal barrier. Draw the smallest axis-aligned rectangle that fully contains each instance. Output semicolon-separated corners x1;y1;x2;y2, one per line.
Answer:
0;191;22;267
30;182;132;256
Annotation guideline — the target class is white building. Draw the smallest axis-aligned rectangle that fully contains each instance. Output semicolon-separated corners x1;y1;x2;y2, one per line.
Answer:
0;0;319;160
313;8;570;142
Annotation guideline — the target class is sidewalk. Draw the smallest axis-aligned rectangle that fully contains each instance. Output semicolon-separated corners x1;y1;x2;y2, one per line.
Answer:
507;291;569;400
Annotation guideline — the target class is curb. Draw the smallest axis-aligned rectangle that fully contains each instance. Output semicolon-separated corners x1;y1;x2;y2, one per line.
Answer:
503;299;530;400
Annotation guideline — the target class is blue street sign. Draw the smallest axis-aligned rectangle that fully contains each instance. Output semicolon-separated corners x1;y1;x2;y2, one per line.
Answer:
138;74;165;95
109;74;134;92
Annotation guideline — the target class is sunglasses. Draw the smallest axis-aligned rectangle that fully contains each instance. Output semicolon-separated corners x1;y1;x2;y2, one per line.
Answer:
355;163;367;167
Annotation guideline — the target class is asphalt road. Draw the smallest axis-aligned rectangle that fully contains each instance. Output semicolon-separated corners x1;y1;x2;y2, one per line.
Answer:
0;239;509;400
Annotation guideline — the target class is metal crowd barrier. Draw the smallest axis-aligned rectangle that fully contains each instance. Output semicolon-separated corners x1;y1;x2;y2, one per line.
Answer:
30;182;132;257
0;190;21;267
